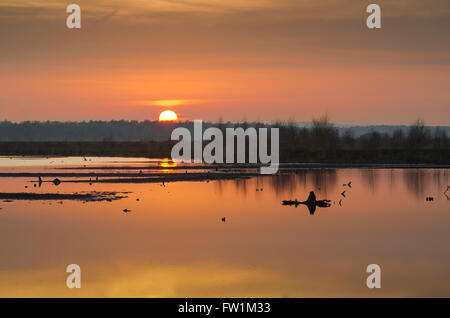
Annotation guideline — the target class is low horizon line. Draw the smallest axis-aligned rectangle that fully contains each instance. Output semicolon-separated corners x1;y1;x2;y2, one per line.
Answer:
0;119;449;128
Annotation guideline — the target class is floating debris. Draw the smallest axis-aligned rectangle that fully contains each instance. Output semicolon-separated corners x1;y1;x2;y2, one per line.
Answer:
282;191;331;215
282;200;300;207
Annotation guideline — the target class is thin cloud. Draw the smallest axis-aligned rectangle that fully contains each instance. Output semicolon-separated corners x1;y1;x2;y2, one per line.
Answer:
92;7;120;23
135;99;213;107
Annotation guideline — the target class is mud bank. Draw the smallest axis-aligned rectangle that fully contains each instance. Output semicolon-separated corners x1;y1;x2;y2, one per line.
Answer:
0;191;129;202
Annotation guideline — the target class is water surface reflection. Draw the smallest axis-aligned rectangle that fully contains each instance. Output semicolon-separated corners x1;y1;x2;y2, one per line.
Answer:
218;168;447;202
0;158;448;297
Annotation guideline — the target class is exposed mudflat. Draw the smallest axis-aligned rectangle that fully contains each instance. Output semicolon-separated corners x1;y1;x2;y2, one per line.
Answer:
0;191;129;202
55;163;450;170
0;171;260;184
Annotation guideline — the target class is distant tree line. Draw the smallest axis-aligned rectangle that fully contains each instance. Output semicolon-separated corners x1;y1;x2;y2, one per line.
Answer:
0;118;448;163
275;117;449;163
0;120;178;142
0;118;447;147
277;116;449;151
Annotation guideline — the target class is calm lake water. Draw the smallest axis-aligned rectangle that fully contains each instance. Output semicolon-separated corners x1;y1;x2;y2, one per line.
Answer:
0;157;449;297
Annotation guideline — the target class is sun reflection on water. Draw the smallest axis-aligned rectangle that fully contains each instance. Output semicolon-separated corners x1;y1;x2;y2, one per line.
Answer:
159;158;177;172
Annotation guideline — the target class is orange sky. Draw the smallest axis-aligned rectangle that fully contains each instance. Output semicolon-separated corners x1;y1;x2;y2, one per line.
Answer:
0;0;449;124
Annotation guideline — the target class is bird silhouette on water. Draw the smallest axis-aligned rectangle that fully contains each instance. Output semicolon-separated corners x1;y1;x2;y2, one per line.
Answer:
282;191;331;215
221;217;226;222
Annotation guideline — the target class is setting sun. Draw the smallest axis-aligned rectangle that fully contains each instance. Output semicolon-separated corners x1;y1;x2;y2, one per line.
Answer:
158;110;178;122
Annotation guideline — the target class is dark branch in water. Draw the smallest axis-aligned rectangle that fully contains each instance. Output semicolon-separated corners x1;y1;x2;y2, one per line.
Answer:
282;191;331;215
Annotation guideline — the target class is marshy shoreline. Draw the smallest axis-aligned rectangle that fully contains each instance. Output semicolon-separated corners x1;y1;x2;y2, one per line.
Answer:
0;163;448;186
0;191;129;202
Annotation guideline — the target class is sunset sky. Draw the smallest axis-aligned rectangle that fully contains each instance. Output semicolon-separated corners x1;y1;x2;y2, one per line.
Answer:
0;0;449;124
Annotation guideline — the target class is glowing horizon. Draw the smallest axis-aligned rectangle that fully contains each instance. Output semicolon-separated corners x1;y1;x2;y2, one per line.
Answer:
0;0;449;125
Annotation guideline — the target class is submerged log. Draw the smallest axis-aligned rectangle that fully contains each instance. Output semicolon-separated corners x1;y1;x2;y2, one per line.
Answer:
282;191;331;215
